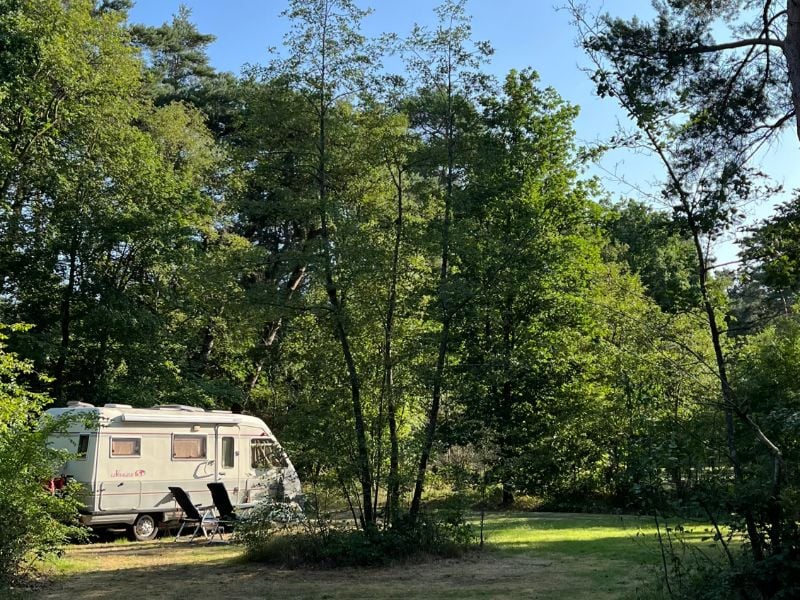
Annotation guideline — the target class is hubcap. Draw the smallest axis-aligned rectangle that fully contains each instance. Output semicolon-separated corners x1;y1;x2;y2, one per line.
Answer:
136;516;155;537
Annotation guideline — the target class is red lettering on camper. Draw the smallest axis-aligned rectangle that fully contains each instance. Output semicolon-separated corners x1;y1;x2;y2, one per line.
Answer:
110;469;147;478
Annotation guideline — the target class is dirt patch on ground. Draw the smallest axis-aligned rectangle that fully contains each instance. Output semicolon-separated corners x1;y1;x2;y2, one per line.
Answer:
32;539;647;600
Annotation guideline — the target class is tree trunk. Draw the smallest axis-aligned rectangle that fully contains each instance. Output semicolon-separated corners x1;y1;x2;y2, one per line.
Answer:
197;306;224;374
409;69;456;522
316;6;373;526
784;0;800;141
615;82;785;563
246;264;307;394
686;211;767;561
500;292;514;508
328;283;374;527
53;235;78;405
409;316;451;519
383;165;404;526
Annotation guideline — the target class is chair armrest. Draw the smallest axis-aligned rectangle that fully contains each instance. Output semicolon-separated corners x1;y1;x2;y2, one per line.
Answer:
200;507;217;520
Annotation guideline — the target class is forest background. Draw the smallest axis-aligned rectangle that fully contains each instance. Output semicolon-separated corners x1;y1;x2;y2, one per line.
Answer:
1;0;799;597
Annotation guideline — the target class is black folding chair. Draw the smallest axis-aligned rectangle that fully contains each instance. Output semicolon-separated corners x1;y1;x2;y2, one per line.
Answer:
207;482;238;533
168;486;219;541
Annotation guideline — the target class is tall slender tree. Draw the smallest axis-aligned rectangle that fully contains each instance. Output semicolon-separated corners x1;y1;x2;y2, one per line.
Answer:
267;0;380;526
574;2;789;571
402;0;493;521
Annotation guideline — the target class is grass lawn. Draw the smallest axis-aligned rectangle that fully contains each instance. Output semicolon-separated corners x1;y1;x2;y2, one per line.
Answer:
8;512;724;600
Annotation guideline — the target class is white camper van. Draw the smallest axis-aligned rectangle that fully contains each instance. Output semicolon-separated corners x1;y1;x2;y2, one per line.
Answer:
46;402;302;541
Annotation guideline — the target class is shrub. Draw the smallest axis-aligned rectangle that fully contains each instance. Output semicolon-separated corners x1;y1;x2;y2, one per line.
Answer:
236;499;476;568
638;521;800;600
233;498;306;556
0;326;88;583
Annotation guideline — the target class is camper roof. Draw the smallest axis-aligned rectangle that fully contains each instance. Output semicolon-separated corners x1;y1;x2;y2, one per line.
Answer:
47;403;259;427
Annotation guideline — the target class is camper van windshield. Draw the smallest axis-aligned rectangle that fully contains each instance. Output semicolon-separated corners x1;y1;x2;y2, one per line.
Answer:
251;438;287;469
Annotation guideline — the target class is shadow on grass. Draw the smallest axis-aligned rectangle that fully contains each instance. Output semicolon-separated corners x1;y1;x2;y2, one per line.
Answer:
66;540;235;558
35;559;265;600
32;550;646;600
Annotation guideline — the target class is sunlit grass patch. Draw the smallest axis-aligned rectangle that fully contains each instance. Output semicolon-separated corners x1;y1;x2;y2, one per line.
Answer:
477;511;728;594
482;512;717;558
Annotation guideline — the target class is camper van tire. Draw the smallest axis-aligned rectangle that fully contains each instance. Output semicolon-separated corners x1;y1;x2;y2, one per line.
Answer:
128;513;160;541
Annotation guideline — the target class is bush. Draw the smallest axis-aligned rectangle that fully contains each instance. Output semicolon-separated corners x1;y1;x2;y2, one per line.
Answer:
0;326;88;583
636;521;800;600
236;500;476;568
233;498;306;555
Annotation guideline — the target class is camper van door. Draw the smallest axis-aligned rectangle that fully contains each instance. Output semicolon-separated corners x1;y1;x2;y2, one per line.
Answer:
215;424;240;503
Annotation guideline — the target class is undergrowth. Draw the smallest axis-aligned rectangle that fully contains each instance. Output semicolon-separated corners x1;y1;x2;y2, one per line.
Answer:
235;500;476;567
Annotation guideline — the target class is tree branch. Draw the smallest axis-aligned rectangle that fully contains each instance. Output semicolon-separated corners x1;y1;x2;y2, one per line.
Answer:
679;37;784;54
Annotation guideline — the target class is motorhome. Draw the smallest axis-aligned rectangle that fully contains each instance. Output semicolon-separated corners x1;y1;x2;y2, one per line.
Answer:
46;402;302;541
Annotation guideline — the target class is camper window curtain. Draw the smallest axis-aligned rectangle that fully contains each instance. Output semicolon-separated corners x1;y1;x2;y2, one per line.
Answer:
172;435;207;459
111;438;141;456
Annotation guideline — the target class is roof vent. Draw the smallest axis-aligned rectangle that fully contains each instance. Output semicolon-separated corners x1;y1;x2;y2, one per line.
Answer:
67;401;95;408
153;404;205;413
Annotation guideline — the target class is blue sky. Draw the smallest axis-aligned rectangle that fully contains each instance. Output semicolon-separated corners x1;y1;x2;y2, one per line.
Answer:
128;0;799;262
129;1;632;146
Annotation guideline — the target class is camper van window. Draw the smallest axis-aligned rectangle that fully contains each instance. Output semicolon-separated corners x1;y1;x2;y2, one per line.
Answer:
172;435;206;460
111;437;140;457
77;434;89;459
251;438;287;469
222;436;235;469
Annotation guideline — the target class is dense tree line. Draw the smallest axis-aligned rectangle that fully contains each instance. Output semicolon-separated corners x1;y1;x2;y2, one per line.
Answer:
1;0;798;594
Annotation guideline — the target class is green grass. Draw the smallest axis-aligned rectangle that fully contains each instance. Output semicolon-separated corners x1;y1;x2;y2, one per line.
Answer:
483;512;708;557
4;512;732;600
478;512;724;597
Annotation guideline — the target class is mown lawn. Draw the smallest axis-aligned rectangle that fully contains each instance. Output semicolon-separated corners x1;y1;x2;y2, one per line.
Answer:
8;512;724;600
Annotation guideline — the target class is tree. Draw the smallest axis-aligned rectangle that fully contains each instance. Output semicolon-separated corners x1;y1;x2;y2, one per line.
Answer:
130;5;217;107
741;195;800;297
569;1;800;149
353;100;423;525
264;0;380;527
729;317;800;590
728;196;800;336
227;75;318;399
0;0;141;396
447;69;605;505
606;199;700;312
402;0;493;521
573;0;792;579
0;0;139;216
0;0;227;408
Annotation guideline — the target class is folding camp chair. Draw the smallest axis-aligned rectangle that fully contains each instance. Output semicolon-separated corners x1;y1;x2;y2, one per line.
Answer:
168;486;219;541
207;482;238;534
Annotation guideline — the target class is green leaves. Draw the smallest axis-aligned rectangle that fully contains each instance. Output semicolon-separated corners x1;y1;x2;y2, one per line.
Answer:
0;325;88;581
0;0;229;406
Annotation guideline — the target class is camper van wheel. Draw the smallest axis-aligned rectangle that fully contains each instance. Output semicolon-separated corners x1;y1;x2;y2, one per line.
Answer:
128;514;158;541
